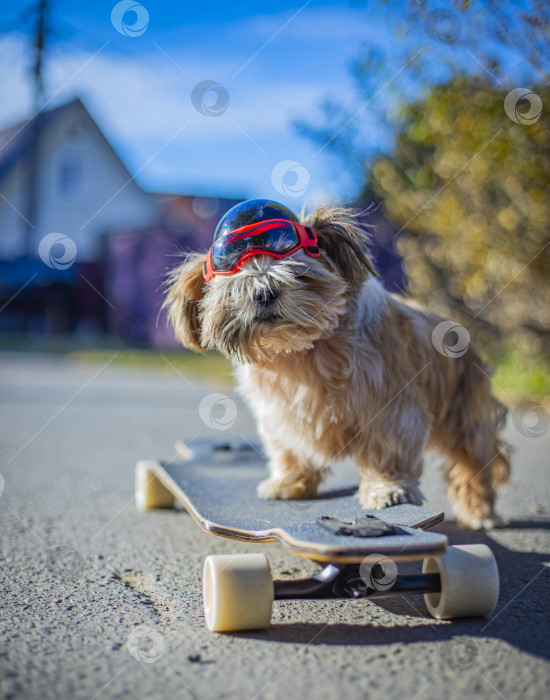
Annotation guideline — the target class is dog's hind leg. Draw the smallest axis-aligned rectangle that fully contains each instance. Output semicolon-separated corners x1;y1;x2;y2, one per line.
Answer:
444;452;498;529
433;359;511;529
440;435;510;529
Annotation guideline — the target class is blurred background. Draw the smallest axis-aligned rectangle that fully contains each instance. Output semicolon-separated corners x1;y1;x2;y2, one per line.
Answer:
0;0;548;399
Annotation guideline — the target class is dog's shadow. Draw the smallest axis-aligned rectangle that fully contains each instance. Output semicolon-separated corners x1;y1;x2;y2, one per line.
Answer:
316;486;358;499
236;518;550;661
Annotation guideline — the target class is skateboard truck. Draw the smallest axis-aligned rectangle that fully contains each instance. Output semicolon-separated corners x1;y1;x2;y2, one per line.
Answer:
273;562;441;600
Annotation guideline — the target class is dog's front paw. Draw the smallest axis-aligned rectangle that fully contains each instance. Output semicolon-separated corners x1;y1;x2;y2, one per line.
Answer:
359;479;423;510
257;475;318;501
257;477;285;500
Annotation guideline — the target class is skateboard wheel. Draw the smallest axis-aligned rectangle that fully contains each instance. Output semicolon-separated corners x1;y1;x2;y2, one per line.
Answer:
203;554;274;633
423;544;499;619
135;461;176;511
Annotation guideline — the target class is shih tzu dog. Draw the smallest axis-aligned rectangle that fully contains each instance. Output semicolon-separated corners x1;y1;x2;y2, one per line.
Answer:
164;199;510;529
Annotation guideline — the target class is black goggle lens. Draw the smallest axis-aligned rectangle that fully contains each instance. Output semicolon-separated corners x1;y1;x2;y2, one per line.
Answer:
210;224;299;271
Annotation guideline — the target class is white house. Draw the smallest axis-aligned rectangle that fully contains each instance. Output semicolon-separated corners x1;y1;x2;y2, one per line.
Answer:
0;97;160;262
0;98;242;341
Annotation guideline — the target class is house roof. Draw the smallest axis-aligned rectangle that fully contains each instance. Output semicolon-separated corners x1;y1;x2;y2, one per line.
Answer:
0;96;243;235
0;98;244;219
0;97;152;191
0;100;72;182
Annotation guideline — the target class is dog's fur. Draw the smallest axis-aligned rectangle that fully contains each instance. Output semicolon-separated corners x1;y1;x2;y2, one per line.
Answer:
164;206;510;529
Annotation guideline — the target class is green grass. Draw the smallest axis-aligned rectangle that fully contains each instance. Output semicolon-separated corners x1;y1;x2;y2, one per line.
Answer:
72;348;234;384
491;352;550;404
0;334;234;385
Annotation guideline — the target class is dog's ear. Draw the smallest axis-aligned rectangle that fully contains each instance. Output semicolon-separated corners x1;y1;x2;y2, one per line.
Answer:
163;254;206;352
306;206;376;291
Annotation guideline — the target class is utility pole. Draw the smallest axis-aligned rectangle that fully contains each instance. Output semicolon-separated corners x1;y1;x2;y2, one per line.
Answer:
33;0;47;110
24;0;49;255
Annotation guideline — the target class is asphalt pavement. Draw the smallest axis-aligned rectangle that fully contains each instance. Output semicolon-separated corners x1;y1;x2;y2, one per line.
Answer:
1;352;549;700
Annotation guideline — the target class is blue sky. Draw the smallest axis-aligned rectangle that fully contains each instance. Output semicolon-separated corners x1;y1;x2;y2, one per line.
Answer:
0;1;533;211
0;1;404;209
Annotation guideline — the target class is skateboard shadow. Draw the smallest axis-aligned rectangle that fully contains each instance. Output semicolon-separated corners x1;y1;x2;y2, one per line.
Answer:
236;518;550;661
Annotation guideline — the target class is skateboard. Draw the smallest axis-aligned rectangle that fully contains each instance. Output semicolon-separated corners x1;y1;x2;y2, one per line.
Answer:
135;439;499;632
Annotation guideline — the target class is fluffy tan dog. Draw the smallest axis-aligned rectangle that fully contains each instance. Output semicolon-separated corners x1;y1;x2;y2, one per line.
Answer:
164;205;510;529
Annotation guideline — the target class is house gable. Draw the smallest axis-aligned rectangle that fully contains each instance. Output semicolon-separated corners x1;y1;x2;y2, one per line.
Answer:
0;98;159;261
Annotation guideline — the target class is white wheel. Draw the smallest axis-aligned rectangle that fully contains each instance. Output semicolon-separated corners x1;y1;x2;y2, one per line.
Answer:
203;553;273;632
135;461;176;511
423;544;499;619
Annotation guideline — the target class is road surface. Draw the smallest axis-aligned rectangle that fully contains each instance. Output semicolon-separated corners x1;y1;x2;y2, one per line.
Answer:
1;353;548;699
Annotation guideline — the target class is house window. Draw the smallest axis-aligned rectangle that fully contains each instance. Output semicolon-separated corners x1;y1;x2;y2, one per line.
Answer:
65;116;87;141
58;154;83;200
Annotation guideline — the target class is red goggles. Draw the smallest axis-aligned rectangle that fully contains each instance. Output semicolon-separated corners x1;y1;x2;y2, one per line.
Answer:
203;219;320;282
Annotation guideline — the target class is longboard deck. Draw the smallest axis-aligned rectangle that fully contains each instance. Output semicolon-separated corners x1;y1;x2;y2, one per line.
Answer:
143;439;447;563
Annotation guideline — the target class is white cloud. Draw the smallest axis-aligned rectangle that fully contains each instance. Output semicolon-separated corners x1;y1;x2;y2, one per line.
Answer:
225;5;386;46
0;34;337;139
0;33;346;157
0;16;367;201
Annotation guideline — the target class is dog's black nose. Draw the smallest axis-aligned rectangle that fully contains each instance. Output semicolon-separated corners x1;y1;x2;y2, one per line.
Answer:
254;288;278;305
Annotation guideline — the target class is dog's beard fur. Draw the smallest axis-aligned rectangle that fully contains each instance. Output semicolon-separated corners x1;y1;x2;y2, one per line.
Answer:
199;254;348;364
163;205;510;529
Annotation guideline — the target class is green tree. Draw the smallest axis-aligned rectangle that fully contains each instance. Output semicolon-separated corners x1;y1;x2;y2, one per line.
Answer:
299;2;549;361
365;76;549;356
